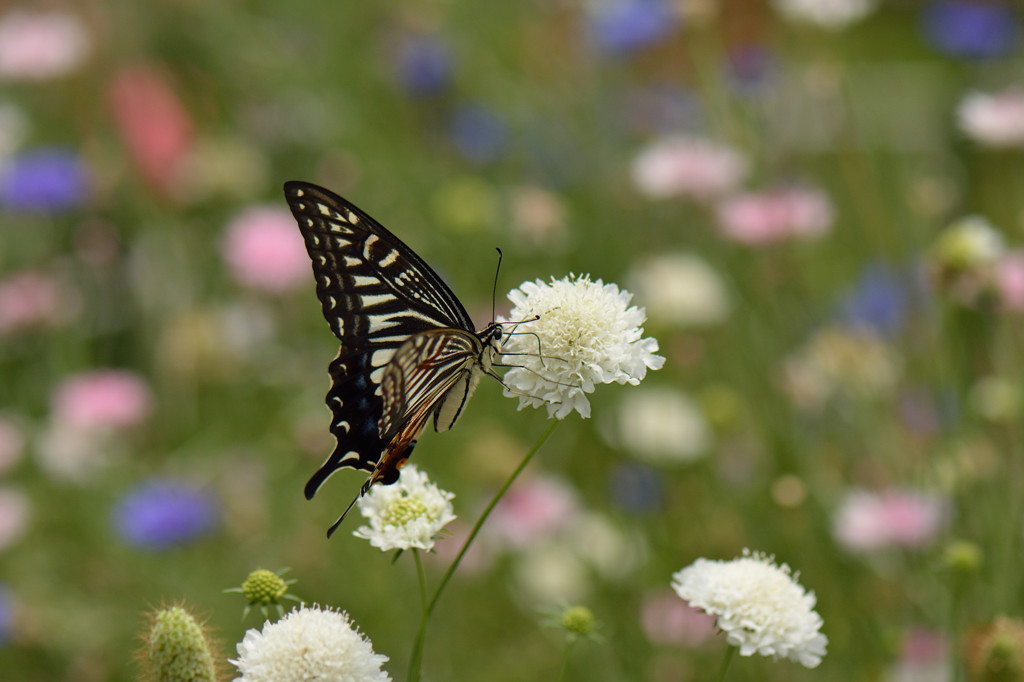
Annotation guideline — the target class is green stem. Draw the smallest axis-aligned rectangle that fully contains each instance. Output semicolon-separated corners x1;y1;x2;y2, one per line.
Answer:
428;419;560;618
557;638;576;682
716;645;735;682
407;549;429;682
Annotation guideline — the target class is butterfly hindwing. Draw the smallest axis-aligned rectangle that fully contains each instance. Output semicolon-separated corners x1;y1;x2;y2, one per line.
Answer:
283;181;488;502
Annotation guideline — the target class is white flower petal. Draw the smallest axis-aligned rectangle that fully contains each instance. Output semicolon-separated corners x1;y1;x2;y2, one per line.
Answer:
671;550;828;669
353;465;456;552
231;605;390;682
499;275;665;419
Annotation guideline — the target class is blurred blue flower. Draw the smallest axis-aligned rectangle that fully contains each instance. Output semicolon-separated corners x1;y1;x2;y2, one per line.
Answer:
0;147;89;212
0;583;11;646
727;44;776;96
448;103;508;164
839;263;911;336
921;0;1018;59
609;463;663;512
589;0;678;55
113;479;218;550
394;35;453;96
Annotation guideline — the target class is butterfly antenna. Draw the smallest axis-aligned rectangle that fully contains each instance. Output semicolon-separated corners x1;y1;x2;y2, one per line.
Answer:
491;247;503;324
326;490;362;538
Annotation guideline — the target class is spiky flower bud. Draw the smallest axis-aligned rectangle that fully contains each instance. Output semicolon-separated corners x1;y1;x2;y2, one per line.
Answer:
139;605;218;682
969;617;1024;682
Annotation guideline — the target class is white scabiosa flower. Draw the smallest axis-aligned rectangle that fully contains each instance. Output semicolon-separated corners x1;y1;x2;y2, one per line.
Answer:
958;89;1024;148
500;275;665;420
671;550;827;669
231;605;390;682
627;253;731;327
771;0;877;29
353;465;456;552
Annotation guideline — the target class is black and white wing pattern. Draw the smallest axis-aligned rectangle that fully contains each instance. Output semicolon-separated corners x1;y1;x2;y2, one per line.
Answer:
283;181;503;534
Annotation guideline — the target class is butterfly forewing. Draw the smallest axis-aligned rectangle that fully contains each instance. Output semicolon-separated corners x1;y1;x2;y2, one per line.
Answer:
283;181;492;510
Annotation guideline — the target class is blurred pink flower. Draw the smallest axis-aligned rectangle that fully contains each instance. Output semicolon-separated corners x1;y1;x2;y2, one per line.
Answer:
997;250;1024;311
958;89;1024;148
0;270;73;335
0;417;24;475
833;489;946;552
488;476;579;549
716;187;833;246
0;487;29;550
889;628;947;682
641;589;716;646
110;67;194;194
223;206;310;294
631;136;748;201
52;370;153;430
0;10;90;80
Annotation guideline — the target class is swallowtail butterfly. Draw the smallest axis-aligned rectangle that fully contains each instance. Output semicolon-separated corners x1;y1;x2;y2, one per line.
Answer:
284;181;503;536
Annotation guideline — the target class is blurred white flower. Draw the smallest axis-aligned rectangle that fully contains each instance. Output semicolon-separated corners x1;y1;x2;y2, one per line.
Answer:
500;275;665;419
672;550;828;668
631;136;748;201
0;487;29;550
615;387;710;464
958;89;1024;148
782;325;901;411
627;253;730;327
353;465;456;552
565;511;644;580
771;0;877;29
969;375;1020;422
931;215;1004;271
513;541;591;605
231;605;390;682
0;11;90;80
509;185;568;248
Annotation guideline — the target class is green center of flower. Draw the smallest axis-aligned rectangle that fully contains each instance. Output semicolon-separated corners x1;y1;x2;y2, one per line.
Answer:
241;569;288;604
380;496;429;526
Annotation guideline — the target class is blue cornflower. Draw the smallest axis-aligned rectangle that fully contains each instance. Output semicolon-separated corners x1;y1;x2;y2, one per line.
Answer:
448;103;508;164
0;147;89;212
839;263;911;336
589;0;678;56
113;479;218;550
395;35;453;96
0;583;11;645
921;0;1018;59
609;463;663;512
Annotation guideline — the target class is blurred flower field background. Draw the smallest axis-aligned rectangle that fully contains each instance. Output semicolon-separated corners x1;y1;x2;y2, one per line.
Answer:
3;0;1024;680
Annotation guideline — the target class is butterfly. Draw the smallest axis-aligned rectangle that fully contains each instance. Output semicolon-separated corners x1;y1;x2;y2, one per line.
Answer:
284;181;504;536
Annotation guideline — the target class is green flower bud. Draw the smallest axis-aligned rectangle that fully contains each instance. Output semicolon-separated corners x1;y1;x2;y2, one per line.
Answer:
226;568;299;619
970;617;1024;682
560;605;596;637
139;605;218;682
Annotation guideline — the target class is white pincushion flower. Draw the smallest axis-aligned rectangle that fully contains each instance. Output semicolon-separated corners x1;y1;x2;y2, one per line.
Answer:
500;275;665;420
231;605;391;682
771;0;877;29
671;550;828;669
958;89;1024;148
353;465;456;552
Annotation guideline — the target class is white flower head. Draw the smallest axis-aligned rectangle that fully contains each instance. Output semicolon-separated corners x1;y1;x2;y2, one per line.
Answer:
958;89;1024;148
353;464;456;552
671;549;828;669
499;275;665;420
771;0;878;29
231;605;391;682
